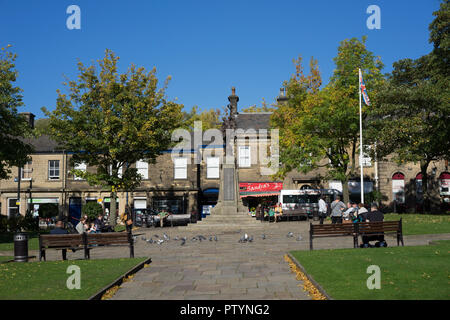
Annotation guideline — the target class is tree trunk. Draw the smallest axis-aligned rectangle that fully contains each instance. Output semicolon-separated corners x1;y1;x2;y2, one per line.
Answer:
342;177;350;204
420;160;431;213
109;190;117;227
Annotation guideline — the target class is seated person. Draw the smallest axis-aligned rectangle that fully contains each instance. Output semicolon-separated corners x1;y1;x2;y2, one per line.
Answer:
50;220;69;234
274;203;283;223
158;210;170;227
268;207;275;221
343;202;358;221
94;214;105;232
75;216;88;234
360;203;387;247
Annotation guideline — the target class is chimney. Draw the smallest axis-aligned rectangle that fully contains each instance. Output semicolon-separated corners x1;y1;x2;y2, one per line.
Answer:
276;88;288;105
20;112;35;129
228;86;239;116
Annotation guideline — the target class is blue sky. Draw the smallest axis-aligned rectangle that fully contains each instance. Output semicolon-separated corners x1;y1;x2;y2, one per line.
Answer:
0;0;441;119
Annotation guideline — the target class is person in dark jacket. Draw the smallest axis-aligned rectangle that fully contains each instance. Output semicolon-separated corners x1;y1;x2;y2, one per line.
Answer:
361;203;386;247
50;220;69;234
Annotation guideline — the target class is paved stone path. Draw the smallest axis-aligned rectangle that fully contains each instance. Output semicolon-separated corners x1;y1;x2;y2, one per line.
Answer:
10;220;450;300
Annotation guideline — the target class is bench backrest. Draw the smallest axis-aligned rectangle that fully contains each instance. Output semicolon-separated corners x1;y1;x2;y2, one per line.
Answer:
86;232;130;246
311;223;355;236
40;234;84;248
357;220;401;234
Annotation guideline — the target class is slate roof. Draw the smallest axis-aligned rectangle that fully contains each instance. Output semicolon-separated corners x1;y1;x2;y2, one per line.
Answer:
23;135;62;153
235;112;272;130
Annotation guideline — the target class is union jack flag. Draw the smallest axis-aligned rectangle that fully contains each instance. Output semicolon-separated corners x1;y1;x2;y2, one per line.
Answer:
359;68;370;106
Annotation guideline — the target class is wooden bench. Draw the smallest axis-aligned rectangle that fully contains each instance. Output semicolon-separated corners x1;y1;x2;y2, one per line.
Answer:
309;223;357;250
84;232;134;259
39;234;84;261
357;220;404;247
308;219;403;250
39;232;134;261
282;209;309;221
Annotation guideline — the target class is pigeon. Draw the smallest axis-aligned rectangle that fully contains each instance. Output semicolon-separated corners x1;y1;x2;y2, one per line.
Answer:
174;236;179;241
191;236;198;242
287;232;294;238
157;239;164;245
239;235;247;243
261;234;266;240
154;234;159;238
214;235;218;241
181;238;186;246
248;235;254;242
296;235;303;241
141;236;147;241
163;233;170;241
209;236;213;241
198;235;207;241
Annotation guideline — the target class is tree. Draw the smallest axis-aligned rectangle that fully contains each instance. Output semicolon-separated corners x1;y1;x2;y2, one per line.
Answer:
0;45;33;179
367;1;450;211
81;202;103;221
43;49;184;226
272;37;384;203
242;98;276;113
182;106;222;130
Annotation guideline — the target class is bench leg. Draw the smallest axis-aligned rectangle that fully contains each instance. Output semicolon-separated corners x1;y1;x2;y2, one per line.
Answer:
62;249;67;261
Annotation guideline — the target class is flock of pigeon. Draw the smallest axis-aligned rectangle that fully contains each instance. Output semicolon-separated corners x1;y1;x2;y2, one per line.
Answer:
134;232;302;246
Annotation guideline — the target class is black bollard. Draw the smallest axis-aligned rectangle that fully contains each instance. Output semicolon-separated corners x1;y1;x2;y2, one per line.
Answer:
14;232;29;262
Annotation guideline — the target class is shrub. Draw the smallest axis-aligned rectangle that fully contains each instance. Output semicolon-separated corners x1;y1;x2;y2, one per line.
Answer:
82;202;103;221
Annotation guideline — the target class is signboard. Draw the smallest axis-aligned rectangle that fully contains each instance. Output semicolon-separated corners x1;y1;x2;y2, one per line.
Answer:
27;198;59;204
239;182;283;193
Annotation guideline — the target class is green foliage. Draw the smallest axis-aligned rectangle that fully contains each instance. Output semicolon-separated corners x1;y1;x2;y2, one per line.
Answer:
242;98;276;113
366;2;450;210
271;38;384;202
182;105;222;130
0;45;33;179
0;212;38;233
43;49;184;226
81;201;103;221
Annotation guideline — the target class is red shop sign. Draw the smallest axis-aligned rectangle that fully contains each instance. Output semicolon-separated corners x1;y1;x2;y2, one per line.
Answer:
239;182;283;193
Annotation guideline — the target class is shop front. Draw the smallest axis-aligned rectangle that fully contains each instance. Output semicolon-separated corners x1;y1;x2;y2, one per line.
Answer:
27;198;60;228
239;182;283;213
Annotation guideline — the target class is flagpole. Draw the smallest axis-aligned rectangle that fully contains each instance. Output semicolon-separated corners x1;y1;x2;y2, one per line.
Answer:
359;68;365;204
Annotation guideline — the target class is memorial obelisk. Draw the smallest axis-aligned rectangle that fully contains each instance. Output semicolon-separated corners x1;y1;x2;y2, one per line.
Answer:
210;87;247;215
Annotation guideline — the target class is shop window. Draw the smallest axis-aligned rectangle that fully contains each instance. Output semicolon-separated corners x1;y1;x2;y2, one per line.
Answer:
8;198;19;217
392;172;405;203
48;160;60;180
439;172;450;196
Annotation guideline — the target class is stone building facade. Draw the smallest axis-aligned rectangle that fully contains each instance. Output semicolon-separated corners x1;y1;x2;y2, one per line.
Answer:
1;90;449;220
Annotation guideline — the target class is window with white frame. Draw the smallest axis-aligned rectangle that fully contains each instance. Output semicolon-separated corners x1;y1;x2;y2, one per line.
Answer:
136;160;148;179
238;146;251;167
74;162;87;180
21;160;32;180
48;160;60;180
206;157;220;179
174;157;187;179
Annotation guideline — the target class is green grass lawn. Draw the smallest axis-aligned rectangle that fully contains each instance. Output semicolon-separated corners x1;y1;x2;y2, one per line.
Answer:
0;257;147;300
290;240;450;300
384;213;450;235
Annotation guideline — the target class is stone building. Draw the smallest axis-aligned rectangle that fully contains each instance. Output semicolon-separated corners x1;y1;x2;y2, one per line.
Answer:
1;89;449;221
